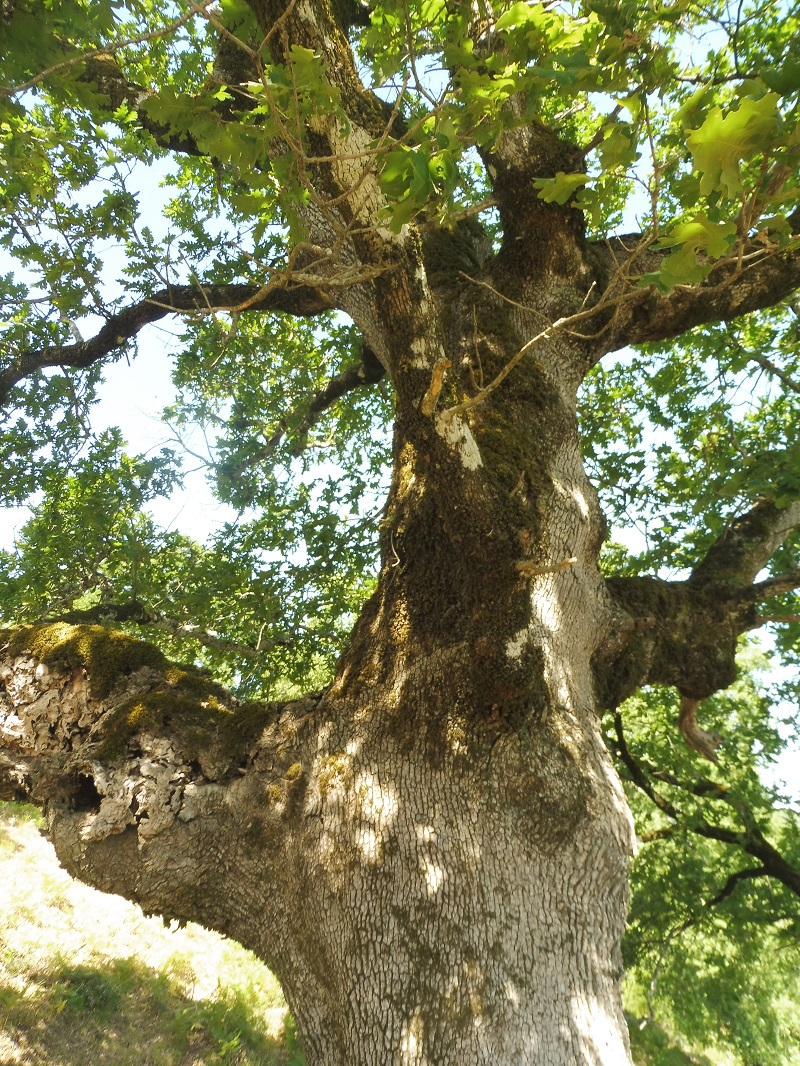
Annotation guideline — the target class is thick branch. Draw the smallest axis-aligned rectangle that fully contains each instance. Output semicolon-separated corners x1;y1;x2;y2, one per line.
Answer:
0;282;333;406
690;499;800;588
0;623;322;944
592;228;800;354
599;501;800;758
749;570;800;600
245;0;393;142
599;574;750;709
482;121;585;252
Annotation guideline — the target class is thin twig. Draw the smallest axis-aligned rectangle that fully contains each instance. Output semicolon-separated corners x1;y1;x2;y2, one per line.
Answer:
1;4;215;97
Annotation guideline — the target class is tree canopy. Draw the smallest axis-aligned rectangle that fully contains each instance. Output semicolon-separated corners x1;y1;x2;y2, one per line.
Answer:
2;0;800;1062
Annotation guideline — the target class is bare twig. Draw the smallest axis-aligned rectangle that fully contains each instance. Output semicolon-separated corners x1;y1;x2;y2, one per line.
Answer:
610;711;800;897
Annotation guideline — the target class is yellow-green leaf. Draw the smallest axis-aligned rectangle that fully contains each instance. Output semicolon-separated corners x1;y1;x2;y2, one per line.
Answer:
686;94;781;197
533;172;590;205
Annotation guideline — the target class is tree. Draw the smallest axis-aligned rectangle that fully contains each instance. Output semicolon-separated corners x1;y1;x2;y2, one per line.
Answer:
1;1;800;1062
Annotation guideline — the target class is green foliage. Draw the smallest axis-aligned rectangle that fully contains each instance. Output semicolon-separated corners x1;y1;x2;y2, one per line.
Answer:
610;649;800;1065
532;171;590;205
379;144;459;230
627;1019;716;1066
583;305;800;574
647;215;738;288
0;431;181;616
687;93;783;198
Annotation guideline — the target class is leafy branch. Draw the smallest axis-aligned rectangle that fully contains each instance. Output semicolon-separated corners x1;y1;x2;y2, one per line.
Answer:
214;346;386;483
0;3;215;98
642;864;769;1024
610;711;800;898
0;282;334;407
595;225;800;354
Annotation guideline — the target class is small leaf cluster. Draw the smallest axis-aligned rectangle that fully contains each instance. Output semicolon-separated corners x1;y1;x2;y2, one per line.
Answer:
583;302;800;575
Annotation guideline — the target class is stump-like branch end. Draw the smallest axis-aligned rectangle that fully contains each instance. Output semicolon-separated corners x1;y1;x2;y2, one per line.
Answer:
677;696;724;763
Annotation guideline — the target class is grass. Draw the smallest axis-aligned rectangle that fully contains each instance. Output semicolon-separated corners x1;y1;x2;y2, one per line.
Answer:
0;801;304;1066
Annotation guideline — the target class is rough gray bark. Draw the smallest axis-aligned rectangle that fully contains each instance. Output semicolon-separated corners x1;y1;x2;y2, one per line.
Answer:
1;620;634;1066
5;295;798;1064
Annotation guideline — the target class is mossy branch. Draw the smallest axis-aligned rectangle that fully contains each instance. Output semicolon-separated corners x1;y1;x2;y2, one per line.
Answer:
0;623;313;782
0;622;325;954
690;499;800;588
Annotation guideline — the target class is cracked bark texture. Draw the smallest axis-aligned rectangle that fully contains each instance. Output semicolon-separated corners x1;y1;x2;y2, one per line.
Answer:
3;1;800;1064
1;619;633;1066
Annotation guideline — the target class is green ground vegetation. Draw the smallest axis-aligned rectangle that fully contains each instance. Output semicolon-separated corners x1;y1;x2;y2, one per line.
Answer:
0;802;305;1066
0;797;787;1066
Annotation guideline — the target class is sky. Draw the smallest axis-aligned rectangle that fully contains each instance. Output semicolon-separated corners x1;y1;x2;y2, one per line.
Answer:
0;316;243;552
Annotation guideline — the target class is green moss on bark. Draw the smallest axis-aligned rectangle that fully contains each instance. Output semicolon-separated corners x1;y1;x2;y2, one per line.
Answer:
1;623;167;699
96;673;274;769
1;623;275;774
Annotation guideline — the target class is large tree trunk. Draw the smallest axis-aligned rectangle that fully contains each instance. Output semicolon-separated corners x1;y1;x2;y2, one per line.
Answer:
4;1;800;1060
4;185;778;1061
268;716;633;1065
1;624;634;1066
0;263;638;1062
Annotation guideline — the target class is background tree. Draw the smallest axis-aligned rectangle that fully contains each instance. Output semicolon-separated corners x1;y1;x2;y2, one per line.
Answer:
1;1;800;1064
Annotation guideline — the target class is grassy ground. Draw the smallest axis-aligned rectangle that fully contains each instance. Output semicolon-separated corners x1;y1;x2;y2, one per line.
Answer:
627;1015;729;1066
0;802;304;1066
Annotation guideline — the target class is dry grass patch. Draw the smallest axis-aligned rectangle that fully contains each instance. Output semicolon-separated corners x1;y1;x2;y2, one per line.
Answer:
0;802;304;1066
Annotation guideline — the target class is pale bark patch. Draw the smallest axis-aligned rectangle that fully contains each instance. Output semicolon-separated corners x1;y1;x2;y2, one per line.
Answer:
400;1009;428;1065
418;856;445;896
506;627;530;660
324;123;386;220
434;413;482;469
410;336;433;370
571;992;633;1063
